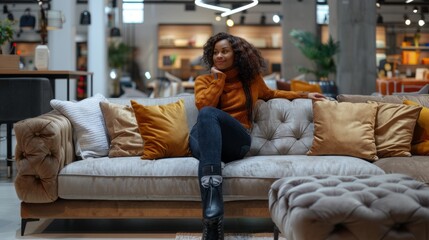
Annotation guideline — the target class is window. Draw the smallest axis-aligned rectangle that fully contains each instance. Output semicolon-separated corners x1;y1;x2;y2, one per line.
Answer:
123;0;144;23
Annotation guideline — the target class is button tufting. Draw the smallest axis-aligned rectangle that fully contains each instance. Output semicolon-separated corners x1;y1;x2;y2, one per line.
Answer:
35;132;40;136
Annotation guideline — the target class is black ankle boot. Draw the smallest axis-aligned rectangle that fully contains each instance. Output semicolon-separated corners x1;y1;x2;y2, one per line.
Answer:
202;216;224;240
200;165;224;240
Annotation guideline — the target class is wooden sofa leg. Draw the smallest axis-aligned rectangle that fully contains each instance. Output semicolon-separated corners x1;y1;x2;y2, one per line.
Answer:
21;218;39;236
273;224;280;240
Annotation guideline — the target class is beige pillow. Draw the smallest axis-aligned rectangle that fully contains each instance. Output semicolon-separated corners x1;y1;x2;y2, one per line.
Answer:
131;99;191;159
99;102;144;157
371;102;421;158
307;101;379;161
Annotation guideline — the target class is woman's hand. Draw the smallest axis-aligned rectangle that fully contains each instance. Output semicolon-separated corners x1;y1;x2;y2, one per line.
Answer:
308;92;327;101
211;66;223;74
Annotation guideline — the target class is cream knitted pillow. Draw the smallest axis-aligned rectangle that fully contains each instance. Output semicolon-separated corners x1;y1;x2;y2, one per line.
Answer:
50;93;109;158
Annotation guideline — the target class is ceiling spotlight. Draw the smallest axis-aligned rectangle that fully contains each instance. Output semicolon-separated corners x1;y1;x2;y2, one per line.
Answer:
418;14;425;26
404;14;411;25
215;12;221;21
273;14;281;23
226;17;234;27
413;6;418;13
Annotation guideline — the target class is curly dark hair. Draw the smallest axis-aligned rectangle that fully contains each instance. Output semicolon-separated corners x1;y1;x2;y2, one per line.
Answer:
202;32;267;124
202;32;267;83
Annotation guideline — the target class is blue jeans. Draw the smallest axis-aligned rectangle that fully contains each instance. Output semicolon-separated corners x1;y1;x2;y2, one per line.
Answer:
189;107;251;178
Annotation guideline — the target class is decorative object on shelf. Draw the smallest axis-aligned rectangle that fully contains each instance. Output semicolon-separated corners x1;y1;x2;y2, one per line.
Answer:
290;29;340;97
0;19;14;54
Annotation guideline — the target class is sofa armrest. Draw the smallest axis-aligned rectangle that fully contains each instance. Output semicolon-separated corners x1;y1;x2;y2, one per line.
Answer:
14;111;74;203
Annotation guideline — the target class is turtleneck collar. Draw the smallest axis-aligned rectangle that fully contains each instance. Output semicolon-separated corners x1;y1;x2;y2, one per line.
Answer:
224;67;239;81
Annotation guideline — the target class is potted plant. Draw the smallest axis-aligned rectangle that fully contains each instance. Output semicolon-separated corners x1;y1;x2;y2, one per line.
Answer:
108;42;131;97
290;29;340;97
0;19;14;54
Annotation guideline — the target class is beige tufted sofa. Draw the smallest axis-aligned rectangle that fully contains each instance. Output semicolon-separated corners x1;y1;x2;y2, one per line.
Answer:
269;174;429;240
12;94;428;235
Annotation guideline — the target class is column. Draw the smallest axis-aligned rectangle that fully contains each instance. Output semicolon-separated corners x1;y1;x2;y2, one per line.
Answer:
282;0;317;81
49;0;76;100
88;0;109;97
330;0;377;95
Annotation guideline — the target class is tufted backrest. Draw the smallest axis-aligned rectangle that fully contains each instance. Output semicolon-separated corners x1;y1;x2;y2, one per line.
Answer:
249;98;314;156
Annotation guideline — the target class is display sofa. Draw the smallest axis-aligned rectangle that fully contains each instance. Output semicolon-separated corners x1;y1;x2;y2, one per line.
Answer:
13;93;429;235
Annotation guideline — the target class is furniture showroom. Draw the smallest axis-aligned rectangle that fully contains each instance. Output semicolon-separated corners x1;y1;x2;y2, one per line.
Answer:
1;0;429;239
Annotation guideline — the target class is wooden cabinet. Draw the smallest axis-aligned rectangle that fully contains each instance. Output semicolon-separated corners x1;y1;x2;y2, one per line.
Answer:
157;24;212;80
228;25;282;74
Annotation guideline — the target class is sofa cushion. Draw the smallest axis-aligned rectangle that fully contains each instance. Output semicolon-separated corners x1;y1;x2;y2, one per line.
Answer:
308;101;379;161
58;155;384;201
99;101;144;157
374;156;429;184
250;98;314;156
404;100;429;155
131;99;191;159
371;102;421;158
109;94;198;130
337;94;429;108
50;93;109;158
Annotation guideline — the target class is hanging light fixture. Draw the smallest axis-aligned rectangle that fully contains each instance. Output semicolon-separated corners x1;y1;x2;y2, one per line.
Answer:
418;14;425;26
260;14;266;25
404;14;411;25
226;17;234;27
194;0;258;17
377;14;383;24
273;14;281;24
80;10;91;25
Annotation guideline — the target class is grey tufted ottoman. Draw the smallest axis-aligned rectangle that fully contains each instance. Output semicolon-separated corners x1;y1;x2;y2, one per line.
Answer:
269;174;429;240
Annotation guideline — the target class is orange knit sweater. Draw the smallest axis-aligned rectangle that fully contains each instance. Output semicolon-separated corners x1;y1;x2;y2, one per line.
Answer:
194;68;308;129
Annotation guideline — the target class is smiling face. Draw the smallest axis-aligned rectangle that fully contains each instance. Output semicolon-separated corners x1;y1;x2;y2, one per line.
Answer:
212;39;234;71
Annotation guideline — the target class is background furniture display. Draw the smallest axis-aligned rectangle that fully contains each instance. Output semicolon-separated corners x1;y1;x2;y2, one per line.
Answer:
0;70;93;100
0;77;53;177
270;174;429;240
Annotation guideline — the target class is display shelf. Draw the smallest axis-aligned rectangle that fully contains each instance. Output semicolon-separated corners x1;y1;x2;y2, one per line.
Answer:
157;24;212;79
228;24;282;73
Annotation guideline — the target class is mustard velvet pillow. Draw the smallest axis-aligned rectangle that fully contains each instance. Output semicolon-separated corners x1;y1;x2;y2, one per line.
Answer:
290;79;322;93
131;99;191;159
307;101;379;161
99;102;144;157
371;102;421;158
403;100;429;155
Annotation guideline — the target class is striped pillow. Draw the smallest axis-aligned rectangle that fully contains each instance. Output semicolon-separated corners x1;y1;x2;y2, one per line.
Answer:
50;94;109;159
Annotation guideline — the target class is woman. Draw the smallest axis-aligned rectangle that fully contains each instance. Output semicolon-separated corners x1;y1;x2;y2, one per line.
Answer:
189;32;325;240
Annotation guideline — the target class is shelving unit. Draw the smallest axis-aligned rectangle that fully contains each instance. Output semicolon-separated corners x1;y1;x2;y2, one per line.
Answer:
228;25;282;74
157;24;212;80
396;32;429;77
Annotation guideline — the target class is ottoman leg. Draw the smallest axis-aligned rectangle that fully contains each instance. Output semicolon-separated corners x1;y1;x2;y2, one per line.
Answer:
273;224;280;240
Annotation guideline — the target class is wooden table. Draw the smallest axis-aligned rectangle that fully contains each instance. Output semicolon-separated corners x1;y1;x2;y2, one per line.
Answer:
0;70;93;100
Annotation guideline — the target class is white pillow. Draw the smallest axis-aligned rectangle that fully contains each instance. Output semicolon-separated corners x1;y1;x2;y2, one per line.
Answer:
50;93;109;159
